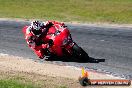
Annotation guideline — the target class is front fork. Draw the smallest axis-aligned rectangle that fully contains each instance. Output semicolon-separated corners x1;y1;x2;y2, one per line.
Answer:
63;42;75;55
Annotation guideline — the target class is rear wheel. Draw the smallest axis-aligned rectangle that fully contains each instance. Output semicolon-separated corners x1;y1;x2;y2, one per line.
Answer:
72;43;89;61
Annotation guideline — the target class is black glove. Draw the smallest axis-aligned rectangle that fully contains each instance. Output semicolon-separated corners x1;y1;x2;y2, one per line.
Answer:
46;22;53;29
48;39;53;46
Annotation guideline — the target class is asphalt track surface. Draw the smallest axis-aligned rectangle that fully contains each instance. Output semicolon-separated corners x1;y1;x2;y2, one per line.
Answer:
0;20;132;80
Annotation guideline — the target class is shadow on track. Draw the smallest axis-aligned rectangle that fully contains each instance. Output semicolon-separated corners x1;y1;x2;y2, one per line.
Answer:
45;56;105;63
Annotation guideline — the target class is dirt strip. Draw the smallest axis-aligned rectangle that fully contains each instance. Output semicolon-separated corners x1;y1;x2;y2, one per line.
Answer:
0;54;131;88
0;18;132;28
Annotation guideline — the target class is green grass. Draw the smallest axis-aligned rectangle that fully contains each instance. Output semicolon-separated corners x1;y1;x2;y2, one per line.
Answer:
0;79;38;88
0;73;68;88
0;78;67;88
0;0;132;23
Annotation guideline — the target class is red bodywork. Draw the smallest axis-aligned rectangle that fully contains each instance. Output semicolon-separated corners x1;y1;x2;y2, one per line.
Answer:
22;23;75;58
44;23;74;57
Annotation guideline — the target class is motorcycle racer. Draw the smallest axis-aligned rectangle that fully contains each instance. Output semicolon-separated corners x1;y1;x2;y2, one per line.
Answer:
23;20;65;59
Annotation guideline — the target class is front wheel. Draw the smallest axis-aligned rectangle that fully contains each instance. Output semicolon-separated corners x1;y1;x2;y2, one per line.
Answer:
72;43;89;62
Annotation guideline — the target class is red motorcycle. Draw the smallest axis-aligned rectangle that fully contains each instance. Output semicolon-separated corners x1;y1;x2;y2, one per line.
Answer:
23;23;89;61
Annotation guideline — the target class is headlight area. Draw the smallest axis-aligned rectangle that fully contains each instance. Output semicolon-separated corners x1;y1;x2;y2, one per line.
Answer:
62;36;73;46
62;38;68;45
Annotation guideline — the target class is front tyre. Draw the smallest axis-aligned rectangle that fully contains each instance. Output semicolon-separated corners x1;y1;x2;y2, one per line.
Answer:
72;43;89;61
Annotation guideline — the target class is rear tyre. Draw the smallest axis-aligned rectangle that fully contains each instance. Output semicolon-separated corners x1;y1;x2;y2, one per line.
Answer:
72;43;89;61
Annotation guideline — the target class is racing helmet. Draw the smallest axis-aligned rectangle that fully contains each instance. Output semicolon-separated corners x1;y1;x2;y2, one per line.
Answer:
31;20;41;30
31;20;44;35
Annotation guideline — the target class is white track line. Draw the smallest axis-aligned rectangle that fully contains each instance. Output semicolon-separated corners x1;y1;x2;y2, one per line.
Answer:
0;53;9;56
